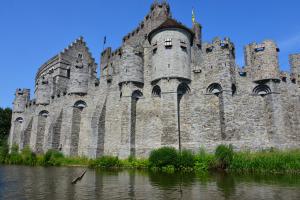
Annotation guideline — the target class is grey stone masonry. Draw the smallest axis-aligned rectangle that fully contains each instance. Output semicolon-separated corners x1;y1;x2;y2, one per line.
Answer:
9;1;300;158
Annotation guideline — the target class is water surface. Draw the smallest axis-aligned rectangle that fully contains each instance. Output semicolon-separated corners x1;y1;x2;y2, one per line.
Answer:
0;165;299;200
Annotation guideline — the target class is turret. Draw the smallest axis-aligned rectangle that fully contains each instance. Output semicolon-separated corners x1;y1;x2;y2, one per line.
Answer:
119;45;144;85
244;40;280;81
13;88;30;113
68;51;89;95
148;18;193;82
149;0;171;27
192;22;202;48
289;53;300;85
202;37;236;85
35;76;51;105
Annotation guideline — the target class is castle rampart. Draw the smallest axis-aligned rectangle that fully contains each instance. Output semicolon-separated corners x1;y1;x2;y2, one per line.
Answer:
9;1;300;159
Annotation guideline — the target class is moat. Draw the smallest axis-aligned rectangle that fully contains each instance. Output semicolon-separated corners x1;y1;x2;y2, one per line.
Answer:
0;166;300;200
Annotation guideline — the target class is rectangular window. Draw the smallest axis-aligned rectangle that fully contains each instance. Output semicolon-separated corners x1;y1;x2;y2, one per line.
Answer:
180;40;187;52
164;38;172;48
255;47;265;52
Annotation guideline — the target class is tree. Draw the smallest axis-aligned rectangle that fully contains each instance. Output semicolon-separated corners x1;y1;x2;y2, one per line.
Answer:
0;107;12;144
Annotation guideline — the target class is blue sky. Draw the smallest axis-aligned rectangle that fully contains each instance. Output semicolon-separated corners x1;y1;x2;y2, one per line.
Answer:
0;0;300;108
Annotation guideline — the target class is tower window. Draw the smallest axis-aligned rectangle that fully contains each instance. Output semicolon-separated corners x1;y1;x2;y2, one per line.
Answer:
164;38;172;48
152;48;157;55
67;69;70;78
255;47;265;52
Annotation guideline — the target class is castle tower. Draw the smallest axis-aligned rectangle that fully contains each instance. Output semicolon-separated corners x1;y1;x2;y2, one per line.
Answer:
244;40;280;81
35;76;51;105
119;45;144;85
202;37;237;140
68;53;90;95
10;88;30;147
118;44;144;159
149;18;193;82
149;0;171;28
289;53;300;85
148;18;193;149
13;88;30;113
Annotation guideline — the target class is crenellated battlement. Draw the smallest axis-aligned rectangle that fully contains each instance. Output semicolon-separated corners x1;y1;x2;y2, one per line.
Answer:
9;1;300;159
244;40;280;82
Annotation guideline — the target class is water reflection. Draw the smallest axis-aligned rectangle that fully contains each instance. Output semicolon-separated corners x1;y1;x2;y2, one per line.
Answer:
0;166;299;200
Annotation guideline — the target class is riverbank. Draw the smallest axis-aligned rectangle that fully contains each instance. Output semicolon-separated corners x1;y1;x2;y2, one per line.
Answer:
1;143;300;174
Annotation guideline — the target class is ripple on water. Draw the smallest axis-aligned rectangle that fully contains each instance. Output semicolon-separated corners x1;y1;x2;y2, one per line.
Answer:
0;166;300;200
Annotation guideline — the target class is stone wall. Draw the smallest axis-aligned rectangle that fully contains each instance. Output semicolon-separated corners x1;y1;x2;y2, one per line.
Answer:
9;1;300;158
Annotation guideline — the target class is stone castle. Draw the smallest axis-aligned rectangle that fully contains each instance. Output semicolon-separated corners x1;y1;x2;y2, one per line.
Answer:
9;1;300;158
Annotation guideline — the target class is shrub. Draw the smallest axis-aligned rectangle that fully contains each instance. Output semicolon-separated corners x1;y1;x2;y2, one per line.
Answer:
42;149;64;166
149;147;178;168
194;148;216;171
215;144;233;169
177;149;195;169
21;146;37;166
7;144;23;165
0;141;9;163
89;156;121;168
121;157;149;169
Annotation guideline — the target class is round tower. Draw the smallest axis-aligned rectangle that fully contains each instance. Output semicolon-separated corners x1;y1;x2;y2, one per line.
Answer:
244;40;280;81
68;53;89;95
13;88;30;113
119;45;144;85
148;18;193;82
35;77;51;105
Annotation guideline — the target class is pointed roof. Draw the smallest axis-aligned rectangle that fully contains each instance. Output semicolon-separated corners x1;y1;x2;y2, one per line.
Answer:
148;18;194;42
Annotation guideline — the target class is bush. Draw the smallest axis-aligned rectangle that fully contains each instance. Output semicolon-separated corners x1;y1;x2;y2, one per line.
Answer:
0;141;9;163
215;144;233;169
194;148;216;171
7;144;23;165
177;149;195;169
121;157;149;169
21;146;37;166
41;149;64;166
149;147;178;168
89;156;121;168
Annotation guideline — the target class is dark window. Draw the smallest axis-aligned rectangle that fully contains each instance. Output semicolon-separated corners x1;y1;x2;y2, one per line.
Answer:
207;83;222;96
164;38;172;48
67;69;70;78
255;47;265;52
253;84;271;96
152;48;157;55
152;85;161;97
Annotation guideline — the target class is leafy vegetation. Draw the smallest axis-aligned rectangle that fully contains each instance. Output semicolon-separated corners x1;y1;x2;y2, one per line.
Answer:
215;145;234;170
0;142;299;174
89;156;121;168
149;147;178;168
0;107;12;145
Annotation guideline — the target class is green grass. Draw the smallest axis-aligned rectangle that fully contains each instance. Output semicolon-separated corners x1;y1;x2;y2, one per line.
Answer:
0;142;299;174
230;149;300;173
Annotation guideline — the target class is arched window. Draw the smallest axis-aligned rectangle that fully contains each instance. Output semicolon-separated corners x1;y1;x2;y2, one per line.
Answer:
39;110;49;118
177;82;190;96
132;90;143;100
207;83;222;96
15;117;23;123
253;84;271;97
74;100;87;110
152;85;161;97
